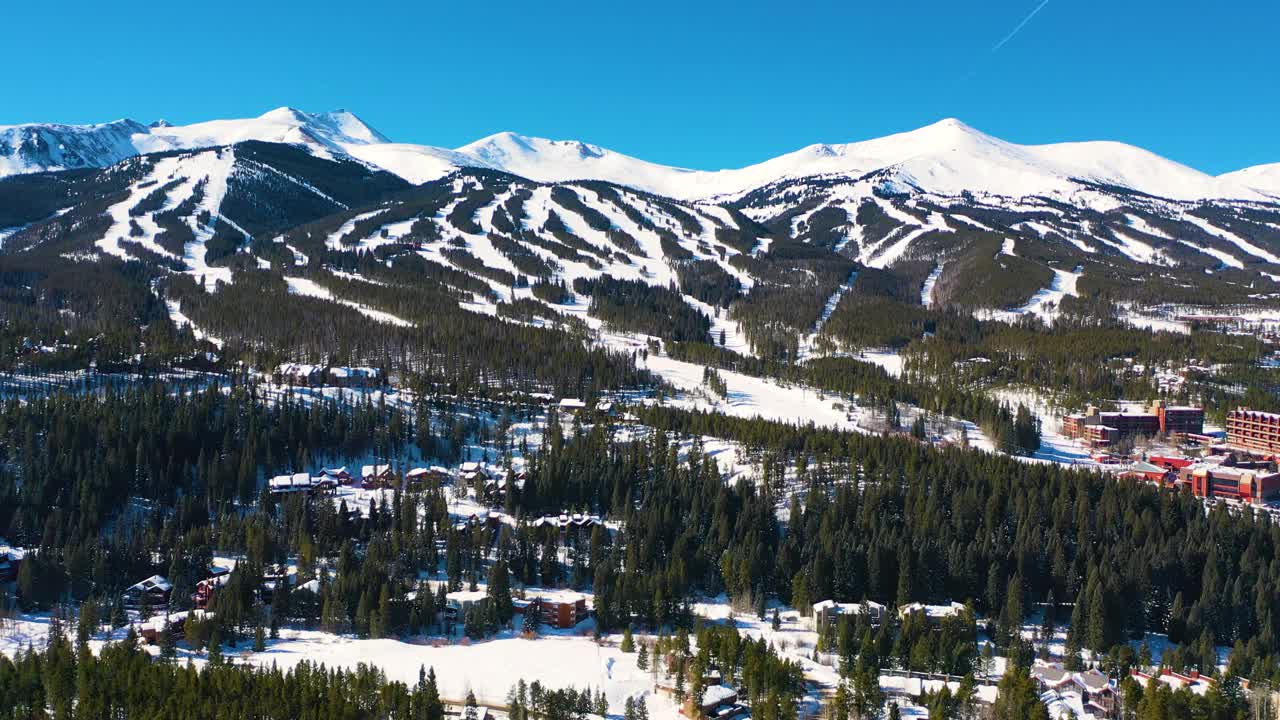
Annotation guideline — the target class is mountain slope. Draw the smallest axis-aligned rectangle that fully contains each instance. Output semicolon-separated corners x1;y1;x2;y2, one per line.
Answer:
0;108;388;178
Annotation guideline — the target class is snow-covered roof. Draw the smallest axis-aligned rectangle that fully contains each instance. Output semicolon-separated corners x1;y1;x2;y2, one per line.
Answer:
898;601;966;620
700;685;737;709
362;464;391;477
558;398;586;409
813;599;885;615
127;575;173;593
531;589;587;606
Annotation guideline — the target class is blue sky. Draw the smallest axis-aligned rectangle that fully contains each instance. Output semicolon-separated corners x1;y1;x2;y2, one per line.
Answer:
2;0;1275;174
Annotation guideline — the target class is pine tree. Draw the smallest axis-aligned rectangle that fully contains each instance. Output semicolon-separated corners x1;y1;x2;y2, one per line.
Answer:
621;625;635;653
253;624;266;652
637;642;649;670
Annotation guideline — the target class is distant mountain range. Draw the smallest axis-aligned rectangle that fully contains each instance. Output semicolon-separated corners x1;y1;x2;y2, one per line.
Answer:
3;108;1277;203
3;107;1280;373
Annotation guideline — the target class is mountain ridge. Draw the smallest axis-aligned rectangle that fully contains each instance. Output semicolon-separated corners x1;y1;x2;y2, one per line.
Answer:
2;109;1276;205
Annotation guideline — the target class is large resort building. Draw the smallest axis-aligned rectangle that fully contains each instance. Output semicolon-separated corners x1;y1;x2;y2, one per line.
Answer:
1225;408;1280;455
1063;401;1204;447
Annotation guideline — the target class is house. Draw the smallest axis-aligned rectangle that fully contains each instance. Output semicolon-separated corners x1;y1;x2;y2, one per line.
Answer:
558;398;587;415
193;567;232;609
530;590;590;629
595;400;616;416
694;686;745;719
269;472;314;493
531;513;603;531
811;599;886;629
123;575;174;609
0;548;24;583
1129;668;1214;696
361;464;394;489
898;601;967;625
405;466;452;490
1030;663;1116;720
274;363;323;386
318;466;354;486
1121;460;1171;484
459;461;489;485
327;366;383;388
445;589;489;620
444;705;491;720
260;565;294;604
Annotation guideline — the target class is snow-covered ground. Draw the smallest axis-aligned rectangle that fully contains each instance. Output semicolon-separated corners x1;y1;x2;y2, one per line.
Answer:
974;265;1083;325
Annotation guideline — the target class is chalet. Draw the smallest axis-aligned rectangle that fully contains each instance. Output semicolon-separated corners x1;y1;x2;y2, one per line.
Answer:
269;472;314;493
318;467;354;485
406;466;453;490
595;400;616;416
361;464;394;489
193;566;232;609
531;590;589;629
458;461;489;484
811;599;886;629
123;575;174;609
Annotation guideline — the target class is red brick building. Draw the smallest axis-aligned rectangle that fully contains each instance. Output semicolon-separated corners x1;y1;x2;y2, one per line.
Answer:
1226;408;1280;455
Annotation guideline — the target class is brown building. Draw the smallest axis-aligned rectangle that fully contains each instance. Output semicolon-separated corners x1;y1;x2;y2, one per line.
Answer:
1063;401;1203;447
532;591;589;629
1226;408;1280;455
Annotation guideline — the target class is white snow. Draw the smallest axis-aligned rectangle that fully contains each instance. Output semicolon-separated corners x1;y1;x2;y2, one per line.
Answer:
975;265;1082;325
284;276;414;327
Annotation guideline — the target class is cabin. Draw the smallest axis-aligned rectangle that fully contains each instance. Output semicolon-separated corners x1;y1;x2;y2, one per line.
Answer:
260;565;294;604
123;575;174;609
361;464;394;489
444;705;491;720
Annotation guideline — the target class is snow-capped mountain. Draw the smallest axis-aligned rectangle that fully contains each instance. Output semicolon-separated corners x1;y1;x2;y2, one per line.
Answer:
452;120;1272;203
0;118;150;176
4;108;1277;208
0;108;387;177
1219;163;1280;200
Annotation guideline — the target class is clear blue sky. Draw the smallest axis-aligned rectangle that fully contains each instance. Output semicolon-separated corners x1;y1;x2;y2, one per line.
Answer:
2;0;1276;174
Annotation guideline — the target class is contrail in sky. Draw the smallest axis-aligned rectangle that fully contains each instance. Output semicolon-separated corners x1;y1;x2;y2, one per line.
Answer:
991;0;1052;52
